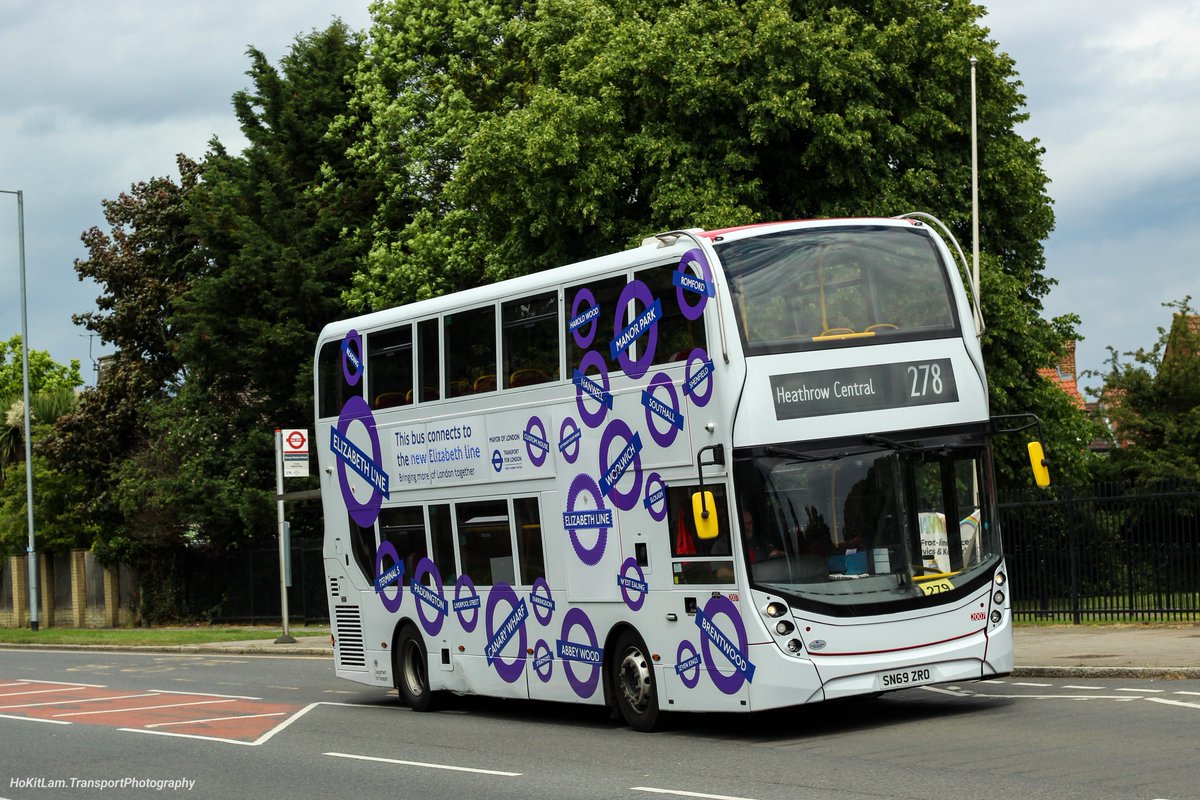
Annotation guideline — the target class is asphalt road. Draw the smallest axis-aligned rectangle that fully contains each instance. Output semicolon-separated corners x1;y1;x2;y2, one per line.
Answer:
2;648;1198;800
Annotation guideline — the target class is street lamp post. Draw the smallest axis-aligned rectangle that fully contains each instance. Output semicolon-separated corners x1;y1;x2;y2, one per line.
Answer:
1;188;38;631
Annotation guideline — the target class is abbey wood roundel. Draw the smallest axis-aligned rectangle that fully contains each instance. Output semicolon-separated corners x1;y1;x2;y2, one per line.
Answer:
316;216;1019;731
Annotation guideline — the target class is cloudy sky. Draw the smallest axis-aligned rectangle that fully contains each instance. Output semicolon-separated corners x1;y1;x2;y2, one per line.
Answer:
1;1;1197;393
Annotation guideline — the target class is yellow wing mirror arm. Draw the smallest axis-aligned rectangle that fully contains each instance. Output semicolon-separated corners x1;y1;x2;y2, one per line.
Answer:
692;444;725;540
992;413;1051;488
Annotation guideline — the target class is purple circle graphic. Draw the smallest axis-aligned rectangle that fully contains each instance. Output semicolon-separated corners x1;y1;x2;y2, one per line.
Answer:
335;395;385;527
525;415;548;468
698;595;752;695
559;607;601;698
618;557;647;612
613;280;658;380
533;639;553;683
643;471;668;522
676;640;701;689
570;288;599;350
676;249;714;321
530;577;555;626
454;574;480;633
643;371;682;448
575;350;611;429
410;557;446;637
558;416;581;464
565;473;609;566
374;541;404;614
342;329;363;386
485;582;527;684
598;418;643;512
684;347;714;408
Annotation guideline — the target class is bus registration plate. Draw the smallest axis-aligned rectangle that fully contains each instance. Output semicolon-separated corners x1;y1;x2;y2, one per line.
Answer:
880;667;933;689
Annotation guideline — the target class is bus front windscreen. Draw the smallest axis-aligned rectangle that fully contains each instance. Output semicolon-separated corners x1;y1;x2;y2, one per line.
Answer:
733;436;1000;612
717;225;959;354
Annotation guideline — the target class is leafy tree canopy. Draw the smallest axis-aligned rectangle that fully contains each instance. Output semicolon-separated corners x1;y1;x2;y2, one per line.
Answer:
0;335;82;400
1094;297;1200;488
346;0;1085;484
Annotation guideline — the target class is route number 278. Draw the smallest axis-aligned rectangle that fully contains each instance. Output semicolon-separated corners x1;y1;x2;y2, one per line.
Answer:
907;363;944;398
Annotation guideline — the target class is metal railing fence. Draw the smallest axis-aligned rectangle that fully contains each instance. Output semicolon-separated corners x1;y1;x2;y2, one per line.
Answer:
999;482;1200;623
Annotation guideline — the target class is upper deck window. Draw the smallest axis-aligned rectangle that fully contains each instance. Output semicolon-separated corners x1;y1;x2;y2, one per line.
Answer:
717;226;958;355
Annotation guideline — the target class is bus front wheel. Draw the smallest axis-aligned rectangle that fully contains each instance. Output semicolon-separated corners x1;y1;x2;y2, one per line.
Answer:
612;629;661;732
395;624;439;712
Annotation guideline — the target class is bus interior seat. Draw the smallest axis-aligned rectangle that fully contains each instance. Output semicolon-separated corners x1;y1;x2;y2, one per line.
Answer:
473;374;497;393
374;392;410;409
508;368;548;387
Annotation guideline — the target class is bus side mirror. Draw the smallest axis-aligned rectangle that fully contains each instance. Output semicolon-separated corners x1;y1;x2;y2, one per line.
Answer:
1027;441;1051;488
691;491;719;539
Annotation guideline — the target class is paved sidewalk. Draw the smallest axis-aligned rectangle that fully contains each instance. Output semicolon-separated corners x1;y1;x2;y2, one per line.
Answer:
6;625;1197;678
1012;623;1200;678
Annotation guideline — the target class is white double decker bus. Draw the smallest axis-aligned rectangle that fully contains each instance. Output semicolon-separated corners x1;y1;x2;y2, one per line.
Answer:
315;216;1025;731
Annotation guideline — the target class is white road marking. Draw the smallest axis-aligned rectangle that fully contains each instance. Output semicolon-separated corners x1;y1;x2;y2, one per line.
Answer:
15;679;107;687
0;713;71;725
1116;687;1165;693
632;787;761;800
0;692;156;711
150;689;261;700
1174;691;1200;697
53;698;236;718
325;751;522;776
1146;698;1200;710
144;711;288;729
0;686;88;699
1012;682;1052;687
1063;685;1103;690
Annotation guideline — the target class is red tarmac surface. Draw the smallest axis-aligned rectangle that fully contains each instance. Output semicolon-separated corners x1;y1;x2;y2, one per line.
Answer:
0;678;301;744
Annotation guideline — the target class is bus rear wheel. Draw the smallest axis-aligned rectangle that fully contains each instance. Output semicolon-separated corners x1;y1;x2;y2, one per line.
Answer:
612;629;661;732
395;624;439;712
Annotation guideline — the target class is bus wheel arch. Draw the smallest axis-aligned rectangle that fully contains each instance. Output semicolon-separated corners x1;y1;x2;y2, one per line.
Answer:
605;624;663;732
392;619;440;712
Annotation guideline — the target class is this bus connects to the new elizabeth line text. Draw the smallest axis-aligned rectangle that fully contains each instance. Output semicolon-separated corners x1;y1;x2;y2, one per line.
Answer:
315;215;1047;731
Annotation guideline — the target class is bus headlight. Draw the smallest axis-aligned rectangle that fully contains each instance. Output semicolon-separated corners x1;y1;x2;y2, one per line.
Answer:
994;571;1007;587
775;620;794;636
786;639;803;653
990;610;1003;624
993;590;1005;605
765;601;788;618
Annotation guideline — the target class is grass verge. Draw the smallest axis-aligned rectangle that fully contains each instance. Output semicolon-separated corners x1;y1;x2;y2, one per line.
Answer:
0;625;330;647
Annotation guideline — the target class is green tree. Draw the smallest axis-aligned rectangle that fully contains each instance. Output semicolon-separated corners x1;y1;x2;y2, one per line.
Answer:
0;388;92;556
49;156;205;563
164;21;372;552
346;0;1087;484
0;335;83;400
1094;298;1200;487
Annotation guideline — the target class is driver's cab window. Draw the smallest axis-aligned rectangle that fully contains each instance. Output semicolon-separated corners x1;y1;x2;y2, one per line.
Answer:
667;485;734;584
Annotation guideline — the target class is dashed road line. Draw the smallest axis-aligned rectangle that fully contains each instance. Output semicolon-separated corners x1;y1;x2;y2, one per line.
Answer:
325;751;522;776
632;787;760;800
